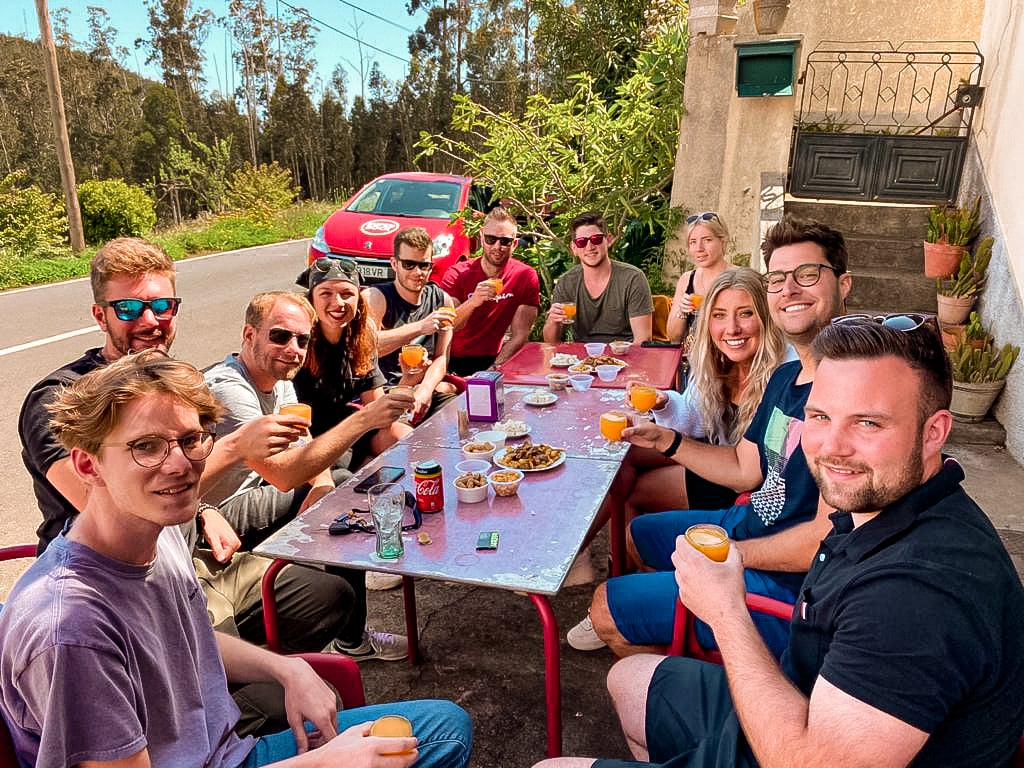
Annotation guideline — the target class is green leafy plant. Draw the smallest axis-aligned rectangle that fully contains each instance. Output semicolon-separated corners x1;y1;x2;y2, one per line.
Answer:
962;312;990;343
0;170;69;260
935;236;992;297
948;336;1020;383
77;179;157;244
225;162;300;225
926;196;981;246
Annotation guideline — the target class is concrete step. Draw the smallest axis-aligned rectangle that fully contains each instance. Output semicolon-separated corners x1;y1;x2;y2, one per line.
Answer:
950;416;1007;446
846;266;937;313
786;199;930;240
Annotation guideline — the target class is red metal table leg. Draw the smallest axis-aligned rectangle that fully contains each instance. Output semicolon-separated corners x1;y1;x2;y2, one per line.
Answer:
528;593;562;757
402;575;420;665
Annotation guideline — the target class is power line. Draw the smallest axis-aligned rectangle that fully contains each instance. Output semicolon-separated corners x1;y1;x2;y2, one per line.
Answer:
333;0;415;34
277;0;410;65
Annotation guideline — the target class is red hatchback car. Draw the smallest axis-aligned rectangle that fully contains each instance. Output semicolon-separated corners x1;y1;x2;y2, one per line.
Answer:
308;172;495;284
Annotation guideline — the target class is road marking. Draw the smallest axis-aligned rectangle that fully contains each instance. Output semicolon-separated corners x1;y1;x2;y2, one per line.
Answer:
0;326;101;357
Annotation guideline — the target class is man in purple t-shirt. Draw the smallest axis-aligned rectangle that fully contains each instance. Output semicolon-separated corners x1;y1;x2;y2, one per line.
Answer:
440;206;540;376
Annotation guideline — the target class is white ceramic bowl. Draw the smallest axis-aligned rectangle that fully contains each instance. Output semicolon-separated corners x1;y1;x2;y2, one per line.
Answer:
487;468;524;497
584;342;607;357
461;440;497;460
453;472;489;503
473;430;508;450
568;374;594;392
595;364;620;382
546;373;570;391
609;340;632;356
455;459;491;475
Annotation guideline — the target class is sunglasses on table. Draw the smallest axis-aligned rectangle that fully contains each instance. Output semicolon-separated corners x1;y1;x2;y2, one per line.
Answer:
763;263;842;293
572;233;607;248
483;234;516;247
99;297;182;321
831;313;937;332
267;327;312;349
102;430;216;468
328;490;423;535
397;258;433;272
686;211;721;226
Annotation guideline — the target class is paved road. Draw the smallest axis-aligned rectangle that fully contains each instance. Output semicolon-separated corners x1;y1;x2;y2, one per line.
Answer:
0;240;310;589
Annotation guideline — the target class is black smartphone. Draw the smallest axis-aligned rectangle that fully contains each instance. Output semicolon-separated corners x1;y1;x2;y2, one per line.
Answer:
353;466;406;493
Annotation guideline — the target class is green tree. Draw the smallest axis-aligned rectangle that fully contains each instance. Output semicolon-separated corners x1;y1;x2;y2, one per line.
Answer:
0;170;69;259
77;178;157;243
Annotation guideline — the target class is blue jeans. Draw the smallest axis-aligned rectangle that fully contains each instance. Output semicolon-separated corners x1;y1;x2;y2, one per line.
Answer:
606;506;795;657
239;699;472;767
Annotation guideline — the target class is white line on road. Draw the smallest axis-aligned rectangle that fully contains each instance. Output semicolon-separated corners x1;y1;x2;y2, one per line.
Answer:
0;326;101;357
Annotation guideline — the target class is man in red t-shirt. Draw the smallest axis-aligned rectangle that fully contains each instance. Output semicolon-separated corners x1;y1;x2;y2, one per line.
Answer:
440;206;541;376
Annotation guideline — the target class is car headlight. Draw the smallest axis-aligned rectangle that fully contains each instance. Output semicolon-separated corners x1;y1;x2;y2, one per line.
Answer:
310;225;329;256
433;232;454;259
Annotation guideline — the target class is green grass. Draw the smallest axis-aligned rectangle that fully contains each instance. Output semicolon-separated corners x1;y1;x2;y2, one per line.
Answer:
0;200;335;291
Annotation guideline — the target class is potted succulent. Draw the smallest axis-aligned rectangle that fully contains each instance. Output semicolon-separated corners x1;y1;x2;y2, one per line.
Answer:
948;331;1020;422
935;236;992;325
924;196;981;278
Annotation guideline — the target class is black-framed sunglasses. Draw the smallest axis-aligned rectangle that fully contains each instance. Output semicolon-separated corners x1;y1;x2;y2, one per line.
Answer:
764;263;842;293
573;233;607;248
831;313;937;333
686;211;721;226
267;327;311;349
397;258;433;272
313;255;359;277
103;430;216;468
483;234;516;247
328;490;423;535
99;297;182;321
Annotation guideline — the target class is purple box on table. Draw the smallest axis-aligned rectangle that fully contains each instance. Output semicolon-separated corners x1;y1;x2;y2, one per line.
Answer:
465;370;505;422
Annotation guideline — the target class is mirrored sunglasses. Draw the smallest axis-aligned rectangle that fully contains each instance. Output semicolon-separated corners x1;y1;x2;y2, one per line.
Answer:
573;233;607;248
267;328;311;349
313;256;359;277
483;234;516;247
831;313;936;333
686;211;721;226
100;297;182;321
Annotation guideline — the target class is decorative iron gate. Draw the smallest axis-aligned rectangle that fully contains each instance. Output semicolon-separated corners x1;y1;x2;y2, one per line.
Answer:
788;41;984;204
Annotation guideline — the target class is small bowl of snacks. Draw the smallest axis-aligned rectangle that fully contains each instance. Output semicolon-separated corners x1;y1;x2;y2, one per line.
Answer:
584;342;607;357
568;373;594;392
595;364;621;382
473;430;508;450
461;440;497;460
455;459;491;475
609;340;632;356
546;373;570;391
454;471;489;503
488;468;524;497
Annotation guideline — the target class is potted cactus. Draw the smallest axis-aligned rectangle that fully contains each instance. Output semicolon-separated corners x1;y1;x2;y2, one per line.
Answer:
935;236;991;325
924;196;981;278
948;330;1020;422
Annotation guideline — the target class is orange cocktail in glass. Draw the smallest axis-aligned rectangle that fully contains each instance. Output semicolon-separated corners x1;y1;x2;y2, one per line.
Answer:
690;294;703;310
401;344;426;368
488;277;504;294
685;524;730;562
599;411;629;443
562;302;577;322
630;385;658;415
370;715;414;754
278;403;312;422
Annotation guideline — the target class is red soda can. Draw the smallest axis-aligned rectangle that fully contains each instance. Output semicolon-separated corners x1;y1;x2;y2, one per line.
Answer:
414;460;444;512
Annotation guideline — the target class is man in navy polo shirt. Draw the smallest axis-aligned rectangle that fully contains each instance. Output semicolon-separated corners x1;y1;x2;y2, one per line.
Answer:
537;315;1024;768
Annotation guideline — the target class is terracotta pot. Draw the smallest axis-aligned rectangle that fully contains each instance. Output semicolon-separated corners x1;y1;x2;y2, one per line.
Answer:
950;379;1005;423
752;0;790;34
923;241;966;278
935;293;974;325
939;323;965;350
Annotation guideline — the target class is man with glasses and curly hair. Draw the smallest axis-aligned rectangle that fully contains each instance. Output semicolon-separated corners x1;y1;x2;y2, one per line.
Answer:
440;206;541;375
538;314;1024;768
363;227;457;422
2;351;473;768
543;211;654;344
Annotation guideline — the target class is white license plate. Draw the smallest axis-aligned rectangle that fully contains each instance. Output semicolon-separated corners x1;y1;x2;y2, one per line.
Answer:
358;263;389;280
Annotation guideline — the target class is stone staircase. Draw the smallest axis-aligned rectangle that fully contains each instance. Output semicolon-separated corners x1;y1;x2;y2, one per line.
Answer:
783;198;1005;447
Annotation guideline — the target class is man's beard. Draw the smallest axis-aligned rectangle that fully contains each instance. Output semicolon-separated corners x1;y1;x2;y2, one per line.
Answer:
811;443;924;515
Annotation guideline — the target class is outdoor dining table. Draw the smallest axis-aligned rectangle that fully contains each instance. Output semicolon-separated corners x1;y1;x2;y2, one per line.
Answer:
497;341;684;391
254;386;631;758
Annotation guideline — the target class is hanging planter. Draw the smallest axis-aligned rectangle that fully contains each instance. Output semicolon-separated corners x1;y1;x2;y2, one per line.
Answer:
752;0;791;34
923;241;966;278
935;294;975;325
950;380;1006;423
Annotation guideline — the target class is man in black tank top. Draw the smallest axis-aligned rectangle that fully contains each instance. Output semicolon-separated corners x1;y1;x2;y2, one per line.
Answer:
363;226;458;423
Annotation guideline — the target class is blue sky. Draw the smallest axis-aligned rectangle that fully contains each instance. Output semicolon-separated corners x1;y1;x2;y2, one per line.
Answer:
1;1;427;101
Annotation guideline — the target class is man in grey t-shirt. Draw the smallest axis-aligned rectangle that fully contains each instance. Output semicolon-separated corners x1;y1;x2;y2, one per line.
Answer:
543;211;654;344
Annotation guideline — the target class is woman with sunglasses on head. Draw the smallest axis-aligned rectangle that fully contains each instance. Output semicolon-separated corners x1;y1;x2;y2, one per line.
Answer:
667;211;737;347
293;258;417;469
568;268;791;650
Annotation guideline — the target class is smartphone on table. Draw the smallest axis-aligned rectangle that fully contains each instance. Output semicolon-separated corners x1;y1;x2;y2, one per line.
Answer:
353;466;406;493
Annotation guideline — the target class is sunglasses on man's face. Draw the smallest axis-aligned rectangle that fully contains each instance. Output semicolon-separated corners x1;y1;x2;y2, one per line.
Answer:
267;327;311;349
686;211;720;226
99;297;182;321
573;233;607;249
397;258;433;272
483;234;516;247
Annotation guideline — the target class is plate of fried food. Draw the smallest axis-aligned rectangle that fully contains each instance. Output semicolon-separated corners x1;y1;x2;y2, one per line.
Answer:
580;354;627;368
493;442;566;472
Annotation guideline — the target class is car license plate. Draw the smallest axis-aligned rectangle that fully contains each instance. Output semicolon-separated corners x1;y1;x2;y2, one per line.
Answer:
358;263;389;280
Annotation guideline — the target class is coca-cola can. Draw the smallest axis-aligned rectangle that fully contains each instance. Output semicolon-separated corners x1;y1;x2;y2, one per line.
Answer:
414;460;444;512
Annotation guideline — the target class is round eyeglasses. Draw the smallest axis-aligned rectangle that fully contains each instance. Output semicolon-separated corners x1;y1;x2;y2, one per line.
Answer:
764;263;842;293
103;431;217;468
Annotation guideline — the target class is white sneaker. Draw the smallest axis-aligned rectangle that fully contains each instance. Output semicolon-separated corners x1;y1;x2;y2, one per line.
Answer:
326;629;408;662
567;615;607;651
366;571;403;591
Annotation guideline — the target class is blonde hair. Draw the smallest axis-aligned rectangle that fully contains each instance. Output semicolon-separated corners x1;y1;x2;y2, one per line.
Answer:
686;215;730;262
244;291;316;328
688;268;786;444
47;350;223;455
90;237;175;302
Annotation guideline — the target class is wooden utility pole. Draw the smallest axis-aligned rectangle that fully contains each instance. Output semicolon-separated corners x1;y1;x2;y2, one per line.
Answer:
35;0;85;253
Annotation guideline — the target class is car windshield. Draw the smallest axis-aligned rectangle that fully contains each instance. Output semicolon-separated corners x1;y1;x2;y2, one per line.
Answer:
347;179;461;218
